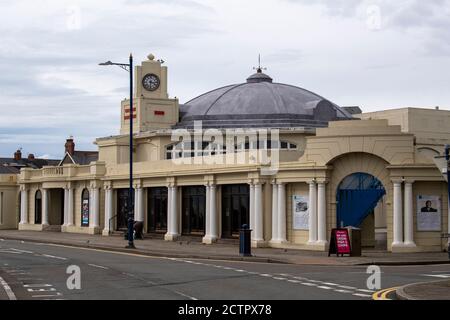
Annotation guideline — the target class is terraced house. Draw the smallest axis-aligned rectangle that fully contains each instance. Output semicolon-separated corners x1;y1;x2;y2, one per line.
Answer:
3;54;449;253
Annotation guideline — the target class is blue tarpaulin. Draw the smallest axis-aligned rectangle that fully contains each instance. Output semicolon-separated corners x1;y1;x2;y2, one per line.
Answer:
336;173;386;228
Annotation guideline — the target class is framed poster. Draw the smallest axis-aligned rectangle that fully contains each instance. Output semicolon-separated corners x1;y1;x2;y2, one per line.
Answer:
81;199;90;227
417;195;441;231
293;195;309;230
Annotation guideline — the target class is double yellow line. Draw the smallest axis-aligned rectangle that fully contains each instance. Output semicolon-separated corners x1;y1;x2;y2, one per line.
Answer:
372;287;398;300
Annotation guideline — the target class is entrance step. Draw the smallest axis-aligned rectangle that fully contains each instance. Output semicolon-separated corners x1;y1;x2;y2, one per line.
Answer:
178;235;203;243
42;225;62;232
216;238;239;245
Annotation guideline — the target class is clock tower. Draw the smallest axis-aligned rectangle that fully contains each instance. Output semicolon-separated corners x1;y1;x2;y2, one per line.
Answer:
120;53;179;134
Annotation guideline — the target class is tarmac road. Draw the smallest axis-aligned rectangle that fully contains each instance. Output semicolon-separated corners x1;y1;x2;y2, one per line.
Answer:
0;239;449;300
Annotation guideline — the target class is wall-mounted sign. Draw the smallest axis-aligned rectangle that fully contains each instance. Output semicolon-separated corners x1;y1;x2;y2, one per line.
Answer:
292;195;309;230
417;195;441;231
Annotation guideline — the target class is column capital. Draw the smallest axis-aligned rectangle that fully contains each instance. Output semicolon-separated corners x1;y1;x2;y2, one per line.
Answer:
20;184;27;192
391;178;404;184
316;179;329;185
404;179;415;185
308;179;317;186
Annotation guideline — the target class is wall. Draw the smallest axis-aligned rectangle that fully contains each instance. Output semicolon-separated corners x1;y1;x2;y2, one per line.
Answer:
0;175;19;229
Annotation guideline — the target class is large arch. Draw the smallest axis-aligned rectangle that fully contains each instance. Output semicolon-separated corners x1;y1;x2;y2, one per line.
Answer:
327;152;392;250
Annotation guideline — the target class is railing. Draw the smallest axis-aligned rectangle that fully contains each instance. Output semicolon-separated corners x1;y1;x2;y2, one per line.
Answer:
42;167;64;176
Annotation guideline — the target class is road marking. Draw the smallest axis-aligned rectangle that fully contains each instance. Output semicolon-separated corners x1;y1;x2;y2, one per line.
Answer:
356;289;375;293
9;248;33;254
317;286;333;290
323;282;339;286
32;293;63;298
287;280;301;283
0;276;17;300
335;289;352;294
372;287;398;300
173;290;198;301
41;254;67;260
88;264;109;270
353;293;372;298
338;285;357;290
301;282;317;286
422;274;450;278
24;284;53;288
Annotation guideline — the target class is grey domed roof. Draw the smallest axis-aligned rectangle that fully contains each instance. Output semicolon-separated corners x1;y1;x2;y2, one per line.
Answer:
175;71;352;129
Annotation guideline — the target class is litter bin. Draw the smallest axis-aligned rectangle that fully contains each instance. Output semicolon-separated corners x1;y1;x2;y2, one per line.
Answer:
346;226;362;257
239;224;252;257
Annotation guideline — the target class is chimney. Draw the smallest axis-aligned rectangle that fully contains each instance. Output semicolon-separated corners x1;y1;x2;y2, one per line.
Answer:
14;149;22;161
28;154;35;160
65;137;75;156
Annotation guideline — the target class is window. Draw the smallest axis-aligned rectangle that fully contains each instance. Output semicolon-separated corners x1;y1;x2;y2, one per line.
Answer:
81;189;90;227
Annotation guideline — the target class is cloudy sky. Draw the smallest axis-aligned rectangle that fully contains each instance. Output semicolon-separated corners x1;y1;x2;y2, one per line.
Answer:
1;0;450;159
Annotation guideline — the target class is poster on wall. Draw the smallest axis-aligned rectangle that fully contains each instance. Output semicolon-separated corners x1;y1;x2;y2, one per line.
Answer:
293;195;309;230
417;195;441;231
81;199;90;227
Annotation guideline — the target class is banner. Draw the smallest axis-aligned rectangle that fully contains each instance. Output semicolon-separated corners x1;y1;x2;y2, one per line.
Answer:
417;195;441;231
292;195;309;230
82;199;90;227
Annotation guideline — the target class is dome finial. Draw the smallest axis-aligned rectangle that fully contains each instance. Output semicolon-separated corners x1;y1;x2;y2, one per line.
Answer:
253;54;267;73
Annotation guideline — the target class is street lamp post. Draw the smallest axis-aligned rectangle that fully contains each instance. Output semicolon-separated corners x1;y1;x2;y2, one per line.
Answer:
445;145;450;257
99;54;135;249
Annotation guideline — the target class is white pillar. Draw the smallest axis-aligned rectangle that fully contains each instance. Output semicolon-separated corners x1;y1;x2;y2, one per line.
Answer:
253;183;264;242
404;181;416;247
270;183;279;243
392;181;403;247
249;184;255;231
103;187;113;235
67;187;74;227
204;184;211;241
165;185;179;240
20;189;28;224
317;182;327;245
308;181;317;244
42;188;49;226
91;187;100;229
63;188;69;226
204;184;218;244
134;187;144;222
210;184;218;241
165;186;172;240
277;183;287;243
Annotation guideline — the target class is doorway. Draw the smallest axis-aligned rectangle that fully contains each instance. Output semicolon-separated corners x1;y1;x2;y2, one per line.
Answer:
336;172;386;249
147;187;168;233
221;184;249;238
182;186;206;235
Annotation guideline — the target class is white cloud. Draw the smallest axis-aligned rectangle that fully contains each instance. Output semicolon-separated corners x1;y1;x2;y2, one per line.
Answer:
0;0;449;158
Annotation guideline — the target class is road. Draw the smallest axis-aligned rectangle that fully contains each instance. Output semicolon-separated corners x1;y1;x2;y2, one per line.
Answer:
0;238;449;300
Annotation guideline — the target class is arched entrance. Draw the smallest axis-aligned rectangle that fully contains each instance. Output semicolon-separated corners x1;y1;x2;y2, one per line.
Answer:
336;172;387;250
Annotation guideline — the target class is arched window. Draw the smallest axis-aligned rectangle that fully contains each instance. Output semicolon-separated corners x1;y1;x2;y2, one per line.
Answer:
35;190;42;224
81;189;90;227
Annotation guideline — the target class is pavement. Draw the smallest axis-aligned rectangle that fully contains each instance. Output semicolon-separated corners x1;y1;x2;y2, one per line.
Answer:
0;230;449;266
396;280;450;300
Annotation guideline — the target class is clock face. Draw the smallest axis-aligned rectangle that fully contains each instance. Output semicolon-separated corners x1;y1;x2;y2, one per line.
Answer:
142;73;160;91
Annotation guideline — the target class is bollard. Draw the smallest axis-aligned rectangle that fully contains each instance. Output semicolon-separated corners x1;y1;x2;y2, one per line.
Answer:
239;224;252;257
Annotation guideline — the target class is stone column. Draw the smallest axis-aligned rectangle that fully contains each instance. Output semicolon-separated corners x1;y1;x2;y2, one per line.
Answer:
277;183;287;243
308;181;317;244
20;188;28;224
210;184;218;242
165;186;172;240
249;183;255;232
317;182;328;245
103;187;113;235
134;187;144;222
42;188;49;226
165;185;179;241
404;180;416;247
203;183;218;244
63;188;69;226
253;183;264;243
67;187;74;227
90;187;100;229
392;181;403;247
270;182;279;243
203;184;211;243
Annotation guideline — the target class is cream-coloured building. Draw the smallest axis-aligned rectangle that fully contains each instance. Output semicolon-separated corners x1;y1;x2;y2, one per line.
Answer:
7;54;450;253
